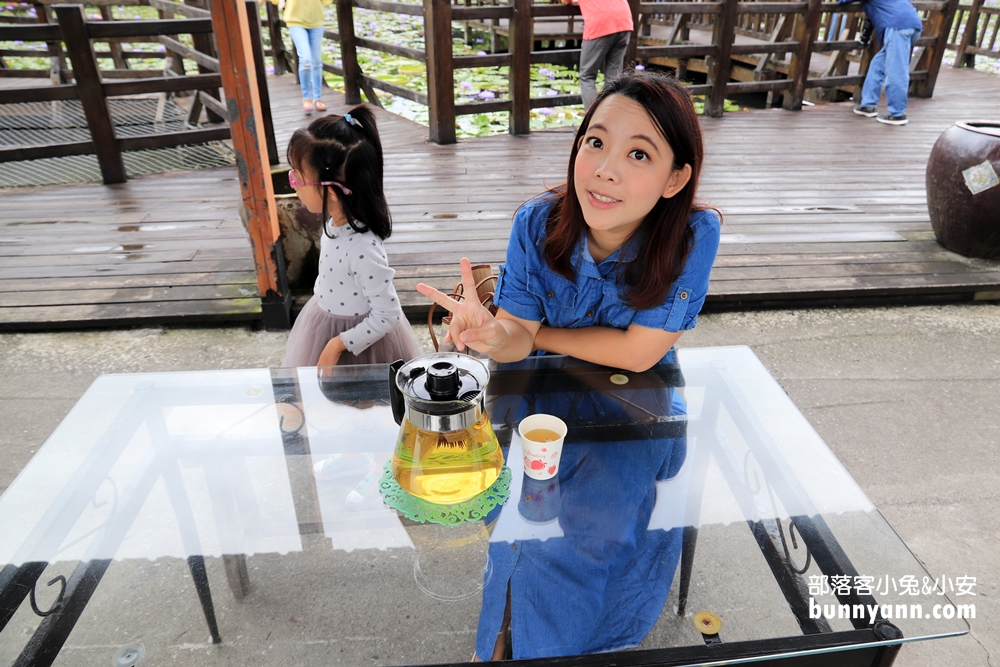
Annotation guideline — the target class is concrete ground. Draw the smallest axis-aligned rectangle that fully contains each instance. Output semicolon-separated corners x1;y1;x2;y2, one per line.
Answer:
1;303;997;666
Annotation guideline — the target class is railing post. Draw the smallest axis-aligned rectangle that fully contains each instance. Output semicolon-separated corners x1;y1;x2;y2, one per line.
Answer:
953;0;983;67
187;0;226;122
705;0;738;117
781;0;822;111
509;0;531;134
34;2;68;85
625;0;641;65
914;0;961;97
246;0;279;165
336;0;361;104
265;0;289;75
425;0;456;144
53;4;126;184
210;0;290;329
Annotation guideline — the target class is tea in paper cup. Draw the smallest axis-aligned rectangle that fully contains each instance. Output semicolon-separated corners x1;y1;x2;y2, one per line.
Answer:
518;414;567;480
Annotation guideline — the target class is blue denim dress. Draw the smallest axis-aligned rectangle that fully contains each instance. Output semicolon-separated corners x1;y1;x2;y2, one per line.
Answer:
474;195;720;660
494;194;721;364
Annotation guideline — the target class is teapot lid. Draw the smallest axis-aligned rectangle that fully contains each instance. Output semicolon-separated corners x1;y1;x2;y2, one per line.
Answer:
395;352;489;413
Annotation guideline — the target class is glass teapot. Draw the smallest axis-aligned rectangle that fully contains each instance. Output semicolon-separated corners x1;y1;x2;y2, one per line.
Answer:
389;353;504;505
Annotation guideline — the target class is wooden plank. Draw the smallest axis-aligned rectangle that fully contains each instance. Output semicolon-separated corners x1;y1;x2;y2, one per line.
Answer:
0;299;261;330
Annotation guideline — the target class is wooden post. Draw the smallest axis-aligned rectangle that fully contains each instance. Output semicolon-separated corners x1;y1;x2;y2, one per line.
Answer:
36;3;68;85
953;0;983;68
509;0;531;135
425;0;456;144
98;6;129;70
54;4;126;184
915;0;961;97
782;0;822;111
336;0;361;104
246;0;279;165
705;0;738;117
210;0;290;329
187;0;226;122
265;0;288;75
625;0;641;65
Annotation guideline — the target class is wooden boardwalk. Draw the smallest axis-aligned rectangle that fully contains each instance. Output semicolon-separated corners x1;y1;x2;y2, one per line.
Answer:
2;67;1000;330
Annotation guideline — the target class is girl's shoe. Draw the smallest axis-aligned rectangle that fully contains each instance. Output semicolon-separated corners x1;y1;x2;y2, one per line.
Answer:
345;468;384;511
314;99;327;112
302;99;315;115
313;453;374;481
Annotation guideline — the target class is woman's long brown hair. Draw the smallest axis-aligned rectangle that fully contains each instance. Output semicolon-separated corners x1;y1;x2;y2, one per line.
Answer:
543;70;715;310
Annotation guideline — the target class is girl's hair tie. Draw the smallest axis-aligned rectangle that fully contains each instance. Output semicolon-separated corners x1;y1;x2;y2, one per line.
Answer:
344;112;363;129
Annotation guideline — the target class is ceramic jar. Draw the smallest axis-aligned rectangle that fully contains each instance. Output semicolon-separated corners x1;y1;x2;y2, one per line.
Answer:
926;121;1000;259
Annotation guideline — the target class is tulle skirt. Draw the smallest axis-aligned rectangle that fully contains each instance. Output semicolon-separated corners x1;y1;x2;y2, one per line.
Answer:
282;297;424;367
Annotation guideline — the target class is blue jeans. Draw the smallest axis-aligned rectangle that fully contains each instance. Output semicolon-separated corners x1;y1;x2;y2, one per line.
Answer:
861;27;921;117
289;25;324;101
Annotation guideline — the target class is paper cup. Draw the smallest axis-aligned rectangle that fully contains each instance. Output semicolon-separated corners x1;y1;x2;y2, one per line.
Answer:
518;414;567;480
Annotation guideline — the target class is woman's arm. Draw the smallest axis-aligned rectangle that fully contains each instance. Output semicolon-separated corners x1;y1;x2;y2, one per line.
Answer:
534;324;682;373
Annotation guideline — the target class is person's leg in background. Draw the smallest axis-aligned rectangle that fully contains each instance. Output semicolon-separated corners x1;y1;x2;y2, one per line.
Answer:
289;25;316;112
307;26;326;111
880;27;919;123
601;31;631;85
858;33;887;113
580;35;614;109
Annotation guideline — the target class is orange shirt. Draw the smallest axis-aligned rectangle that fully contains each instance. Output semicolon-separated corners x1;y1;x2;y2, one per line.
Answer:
578;0;634;40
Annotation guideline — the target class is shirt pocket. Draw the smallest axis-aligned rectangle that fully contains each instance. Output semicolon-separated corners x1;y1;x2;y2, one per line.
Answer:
526;268;579;327
664;284;693;331
602;281;635;329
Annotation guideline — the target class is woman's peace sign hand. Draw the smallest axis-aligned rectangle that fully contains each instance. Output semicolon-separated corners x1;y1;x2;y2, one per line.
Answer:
416;258;509;355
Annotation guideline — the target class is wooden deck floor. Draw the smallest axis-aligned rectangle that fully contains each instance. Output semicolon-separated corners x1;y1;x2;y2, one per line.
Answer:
2;66;1000;330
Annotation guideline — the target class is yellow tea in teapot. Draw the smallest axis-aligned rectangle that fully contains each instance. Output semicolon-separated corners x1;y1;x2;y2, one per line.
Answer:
392;412;504;504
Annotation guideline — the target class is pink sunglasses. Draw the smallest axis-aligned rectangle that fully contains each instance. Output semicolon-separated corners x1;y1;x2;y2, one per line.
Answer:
288;169;353;195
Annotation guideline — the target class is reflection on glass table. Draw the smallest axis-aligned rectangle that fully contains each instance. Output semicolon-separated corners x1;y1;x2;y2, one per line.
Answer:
0;347;968;667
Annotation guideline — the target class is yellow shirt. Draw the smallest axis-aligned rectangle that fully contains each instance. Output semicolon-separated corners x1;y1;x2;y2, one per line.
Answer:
271;0;330;29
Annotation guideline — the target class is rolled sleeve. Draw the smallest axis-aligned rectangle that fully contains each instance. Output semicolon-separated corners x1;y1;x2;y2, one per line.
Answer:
495;201;547;322
631;209;721;333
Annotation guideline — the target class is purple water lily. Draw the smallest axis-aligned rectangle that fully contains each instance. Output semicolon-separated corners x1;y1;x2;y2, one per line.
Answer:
460;81;473;90
476;50;487;56
372;55;382;62
545;89;558;97
478;90;495;99
538;67;550;76
537;107;552;115
334;59;343;67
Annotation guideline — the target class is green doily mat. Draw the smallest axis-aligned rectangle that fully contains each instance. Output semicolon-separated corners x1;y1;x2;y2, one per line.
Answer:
379;461;511;526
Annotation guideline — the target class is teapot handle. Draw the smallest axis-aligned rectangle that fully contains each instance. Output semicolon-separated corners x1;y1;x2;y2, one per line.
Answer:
389;359;405;425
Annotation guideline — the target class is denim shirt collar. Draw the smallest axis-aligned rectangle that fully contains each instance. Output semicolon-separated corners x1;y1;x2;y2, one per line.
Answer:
575;232;641;279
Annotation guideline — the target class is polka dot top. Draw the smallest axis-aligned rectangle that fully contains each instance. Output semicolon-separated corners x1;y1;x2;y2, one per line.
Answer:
314;220;405;356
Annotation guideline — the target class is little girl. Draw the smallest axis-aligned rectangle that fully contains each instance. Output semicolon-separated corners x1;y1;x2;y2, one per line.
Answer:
417;70;721;660
282;105;422;368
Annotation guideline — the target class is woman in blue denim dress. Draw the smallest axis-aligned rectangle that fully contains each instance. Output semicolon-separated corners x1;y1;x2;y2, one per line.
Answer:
417;70;721;660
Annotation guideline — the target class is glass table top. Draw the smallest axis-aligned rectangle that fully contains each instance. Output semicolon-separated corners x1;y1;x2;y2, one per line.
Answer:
0;346;968;666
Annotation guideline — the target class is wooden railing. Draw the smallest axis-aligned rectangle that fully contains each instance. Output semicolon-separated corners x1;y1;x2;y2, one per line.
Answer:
948;0;1000;64
268;0;958;143
0;0;278;183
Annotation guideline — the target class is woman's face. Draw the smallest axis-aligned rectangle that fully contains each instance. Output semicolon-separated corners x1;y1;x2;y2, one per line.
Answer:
573;95;692;245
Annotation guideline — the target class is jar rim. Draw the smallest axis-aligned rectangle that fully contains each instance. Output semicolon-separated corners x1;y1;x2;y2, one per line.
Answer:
955;120;1000;138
